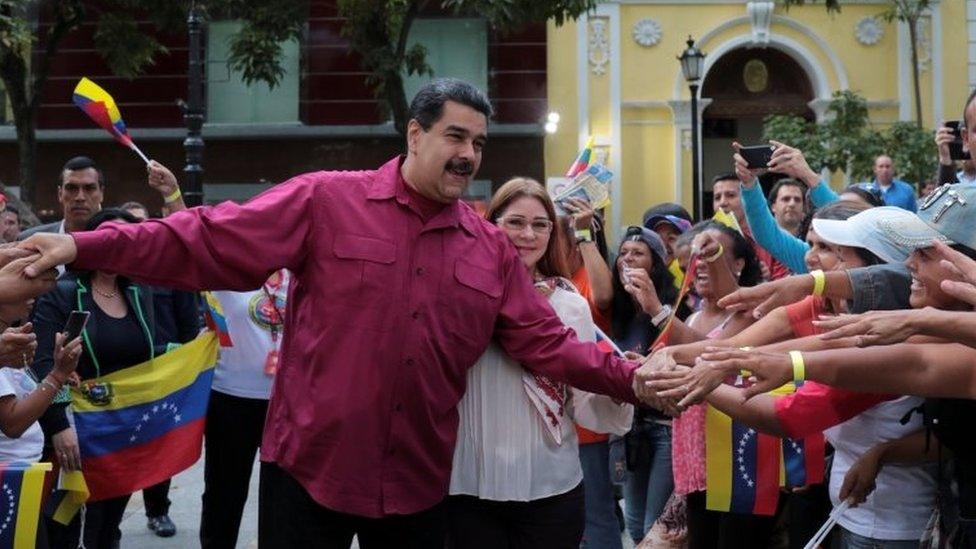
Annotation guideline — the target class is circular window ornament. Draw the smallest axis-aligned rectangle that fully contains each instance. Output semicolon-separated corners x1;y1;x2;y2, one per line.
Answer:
855;17;884;46
632;18;662;47
743;59;769;93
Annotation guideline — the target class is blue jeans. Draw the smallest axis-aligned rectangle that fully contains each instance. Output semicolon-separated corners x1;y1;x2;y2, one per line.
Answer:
579;440;623;549
832;527;920;549
623;422;674;544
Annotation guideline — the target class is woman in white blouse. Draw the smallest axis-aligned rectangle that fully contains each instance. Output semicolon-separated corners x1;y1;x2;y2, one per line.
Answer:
448;178;633;548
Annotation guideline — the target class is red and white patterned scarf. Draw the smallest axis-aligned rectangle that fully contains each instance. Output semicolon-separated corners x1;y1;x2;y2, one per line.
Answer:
522;277;577;445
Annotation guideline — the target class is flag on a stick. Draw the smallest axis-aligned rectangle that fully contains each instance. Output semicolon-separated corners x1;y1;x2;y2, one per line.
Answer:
72;77;149;164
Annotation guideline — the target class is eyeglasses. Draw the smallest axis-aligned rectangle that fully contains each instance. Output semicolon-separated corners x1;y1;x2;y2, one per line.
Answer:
496;215;554;234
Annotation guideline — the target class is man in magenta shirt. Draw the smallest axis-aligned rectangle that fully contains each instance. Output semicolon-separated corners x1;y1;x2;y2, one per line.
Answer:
20;79;656;548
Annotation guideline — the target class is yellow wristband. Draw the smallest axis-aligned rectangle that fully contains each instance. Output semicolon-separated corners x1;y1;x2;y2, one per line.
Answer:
164;188;182;203
789;350;805;382
810;269;826;297
704;243;724;263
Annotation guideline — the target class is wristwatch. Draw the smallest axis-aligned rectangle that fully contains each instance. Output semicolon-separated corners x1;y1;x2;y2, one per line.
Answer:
650;305;672;328
574;229;593;244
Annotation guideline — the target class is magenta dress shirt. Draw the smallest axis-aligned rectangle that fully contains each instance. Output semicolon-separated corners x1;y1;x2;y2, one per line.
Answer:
71;156;638;517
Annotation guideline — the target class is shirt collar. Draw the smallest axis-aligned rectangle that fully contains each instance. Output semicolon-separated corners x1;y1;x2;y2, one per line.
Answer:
368;155;478;236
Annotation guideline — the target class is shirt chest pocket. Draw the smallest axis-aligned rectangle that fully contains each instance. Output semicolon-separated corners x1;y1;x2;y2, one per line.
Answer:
441;258;502;350
329;233;398;308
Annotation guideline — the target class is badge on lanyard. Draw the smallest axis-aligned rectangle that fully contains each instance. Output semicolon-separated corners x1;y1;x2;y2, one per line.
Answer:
261;272;286;377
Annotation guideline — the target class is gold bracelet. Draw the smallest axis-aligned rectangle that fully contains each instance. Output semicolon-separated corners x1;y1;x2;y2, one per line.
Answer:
810;269;826;297
704;243;725;263
164;188;183;203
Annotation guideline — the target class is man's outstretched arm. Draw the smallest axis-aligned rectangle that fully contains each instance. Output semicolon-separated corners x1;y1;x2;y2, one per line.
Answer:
21;174;317;292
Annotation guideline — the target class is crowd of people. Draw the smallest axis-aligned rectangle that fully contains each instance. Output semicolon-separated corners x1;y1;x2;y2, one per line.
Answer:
0;77;972;549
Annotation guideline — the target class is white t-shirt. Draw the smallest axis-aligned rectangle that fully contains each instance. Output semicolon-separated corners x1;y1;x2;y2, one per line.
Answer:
210;272;289;400
0;368;43;462
825;395;936;540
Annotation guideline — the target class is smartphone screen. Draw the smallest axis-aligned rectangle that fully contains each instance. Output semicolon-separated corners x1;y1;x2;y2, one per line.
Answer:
739;145;775;169
63;311;91;342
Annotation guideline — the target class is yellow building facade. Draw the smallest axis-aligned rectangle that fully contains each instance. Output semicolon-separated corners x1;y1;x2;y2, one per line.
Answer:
545;0;972;239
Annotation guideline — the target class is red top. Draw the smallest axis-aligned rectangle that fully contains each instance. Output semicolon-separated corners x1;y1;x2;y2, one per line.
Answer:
71;156;639;518
774;296;891;439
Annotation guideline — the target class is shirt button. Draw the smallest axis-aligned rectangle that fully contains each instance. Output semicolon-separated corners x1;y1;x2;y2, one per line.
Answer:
395;403;403;412
411;311;420;320
406;358;415;366
415;267;424;276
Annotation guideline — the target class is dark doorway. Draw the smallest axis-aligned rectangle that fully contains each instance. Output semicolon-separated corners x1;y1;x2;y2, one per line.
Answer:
700;47;815;217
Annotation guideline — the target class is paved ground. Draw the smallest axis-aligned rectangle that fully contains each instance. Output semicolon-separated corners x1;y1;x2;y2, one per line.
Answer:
117;456;635;549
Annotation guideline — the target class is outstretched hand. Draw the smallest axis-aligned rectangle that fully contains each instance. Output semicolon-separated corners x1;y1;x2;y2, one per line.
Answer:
933;240;976;307
717;273;814;319
697;347;793;400
17;233;77;279
815;310;924;347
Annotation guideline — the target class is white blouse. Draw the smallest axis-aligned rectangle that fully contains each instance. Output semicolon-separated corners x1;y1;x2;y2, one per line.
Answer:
449;286;626;502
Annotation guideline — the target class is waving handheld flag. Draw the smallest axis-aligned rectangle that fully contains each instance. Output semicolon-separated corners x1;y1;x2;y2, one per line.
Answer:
72;77;149;164
566;136;595;178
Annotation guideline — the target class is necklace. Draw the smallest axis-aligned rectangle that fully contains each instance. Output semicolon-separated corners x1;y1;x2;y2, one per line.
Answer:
92;283;119;299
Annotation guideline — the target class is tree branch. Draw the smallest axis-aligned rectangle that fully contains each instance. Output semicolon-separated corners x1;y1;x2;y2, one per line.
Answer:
29;2;84;112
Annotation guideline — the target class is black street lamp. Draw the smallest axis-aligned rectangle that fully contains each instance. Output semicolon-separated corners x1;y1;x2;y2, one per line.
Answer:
678;36;706;219
182;3;206;207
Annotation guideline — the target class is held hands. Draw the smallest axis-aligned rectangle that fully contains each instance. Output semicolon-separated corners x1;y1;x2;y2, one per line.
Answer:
0;252;58;302
646;355;732;408
631;351;683;416
17;233;77;280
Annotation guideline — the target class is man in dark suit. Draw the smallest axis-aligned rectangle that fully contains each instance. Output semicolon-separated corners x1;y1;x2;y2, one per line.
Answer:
18;156;104;240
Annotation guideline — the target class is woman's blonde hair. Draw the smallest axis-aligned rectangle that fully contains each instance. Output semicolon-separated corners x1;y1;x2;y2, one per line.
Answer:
484;177;571;279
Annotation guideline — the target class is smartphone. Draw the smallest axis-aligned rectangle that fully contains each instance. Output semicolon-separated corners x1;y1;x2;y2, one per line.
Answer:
946;121;971;161
739;145;776;169
62;311;91;342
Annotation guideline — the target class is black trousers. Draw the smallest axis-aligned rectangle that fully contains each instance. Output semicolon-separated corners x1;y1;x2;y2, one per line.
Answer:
142;478;171;518
446;483;585;549
258;461;447;549
47;494;131;549
686;490;781;549
200;390;269;549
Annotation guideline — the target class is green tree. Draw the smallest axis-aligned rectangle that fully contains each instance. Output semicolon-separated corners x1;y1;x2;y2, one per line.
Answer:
780;0;932;128
0;0;305;207
337;0;596;135
763;90;933;184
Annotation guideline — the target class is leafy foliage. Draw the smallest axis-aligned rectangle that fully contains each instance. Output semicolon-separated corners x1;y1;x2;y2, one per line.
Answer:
763;90;935;184
338;0;597;133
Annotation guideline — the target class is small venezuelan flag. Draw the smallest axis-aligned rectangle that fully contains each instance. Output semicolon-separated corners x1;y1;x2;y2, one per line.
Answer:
46;470;89;526
72;77;149;163
202;292;233;347
0;461;52;549
594;325;625;357
71;333;218;502
705;405;781;516
566;136;595;177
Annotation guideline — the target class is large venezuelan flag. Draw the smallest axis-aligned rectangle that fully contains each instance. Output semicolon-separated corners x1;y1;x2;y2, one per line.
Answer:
71;333;218;502
0;462;52;549
705;405;781;516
